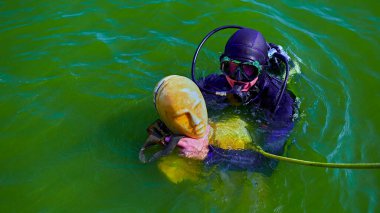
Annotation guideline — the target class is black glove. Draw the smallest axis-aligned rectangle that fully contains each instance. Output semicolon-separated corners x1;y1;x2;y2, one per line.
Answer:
139;120;184;163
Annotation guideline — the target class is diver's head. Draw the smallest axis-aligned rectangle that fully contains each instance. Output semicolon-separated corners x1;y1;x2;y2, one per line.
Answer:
154;75;208;139
220;28;268;83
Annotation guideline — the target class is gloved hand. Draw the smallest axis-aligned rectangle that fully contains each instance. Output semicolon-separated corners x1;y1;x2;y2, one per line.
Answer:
177;125;211;160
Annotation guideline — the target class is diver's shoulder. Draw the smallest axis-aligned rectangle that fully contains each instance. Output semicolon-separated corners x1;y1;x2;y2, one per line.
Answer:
265;73;282;88
203;73;228;87
205;73;227;81
258;73;297;100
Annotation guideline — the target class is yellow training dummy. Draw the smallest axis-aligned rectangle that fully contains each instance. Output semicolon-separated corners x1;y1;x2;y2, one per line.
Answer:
154;75;208;139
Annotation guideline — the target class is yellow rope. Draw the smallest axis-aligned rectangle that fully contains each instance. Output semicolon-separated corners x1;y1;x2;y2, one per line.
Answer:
252;144;380;169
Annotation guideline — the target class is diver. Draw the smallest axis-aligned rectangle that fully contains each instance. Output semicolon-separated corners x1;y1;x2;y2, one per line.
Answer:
140;26;299;175
178;27;299;173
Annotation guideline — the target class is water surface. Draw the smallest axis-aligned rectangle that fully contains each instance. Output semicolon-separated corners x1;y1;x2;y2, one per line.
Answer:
1;0;380;212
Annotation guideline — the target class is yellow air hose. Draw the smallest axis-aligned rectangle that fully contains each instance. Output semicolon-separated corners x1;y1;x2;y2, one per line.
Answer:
251;144;380;169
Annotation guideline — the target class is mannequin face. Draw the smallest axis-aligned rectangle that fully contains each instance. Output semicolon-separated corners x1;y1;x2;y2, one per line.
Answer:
155;75;208;138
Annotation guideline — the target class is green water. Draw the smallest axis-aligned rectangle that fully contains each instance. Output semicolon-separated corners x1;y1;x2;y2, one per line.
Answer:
1;0;380;212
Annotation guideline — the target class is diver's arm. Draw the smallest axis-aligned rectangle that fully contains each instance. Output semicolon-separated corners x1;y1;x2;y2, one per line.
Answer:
178;134;272;172
176;129;284;172
260;85;296;155
201;120;294;172
257;74;296;154
204;145;271;172
258;73;296;123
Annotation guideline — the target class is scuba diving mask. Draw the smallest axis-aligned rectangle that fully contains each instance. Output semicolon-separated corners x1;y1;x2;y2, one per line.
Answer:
220;56;262;82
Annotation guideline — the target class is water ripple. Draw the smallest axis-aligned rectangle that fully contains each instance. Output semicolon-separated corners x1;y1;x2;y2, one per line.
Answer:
241;0;326;39
300;71;331;143
295;5;356;32
327;81;352;161
148;30;196;47
0;73;60;85
61;12;85;18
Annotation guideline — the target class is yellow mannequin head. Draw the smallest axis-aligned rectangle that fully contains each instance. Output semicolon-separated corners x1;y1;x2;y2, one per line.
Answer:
154;75;208;138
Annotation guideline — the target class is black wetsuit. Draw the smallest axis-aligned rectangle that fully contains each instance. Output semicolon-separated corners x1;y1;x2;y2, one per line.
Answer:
200;72;297;174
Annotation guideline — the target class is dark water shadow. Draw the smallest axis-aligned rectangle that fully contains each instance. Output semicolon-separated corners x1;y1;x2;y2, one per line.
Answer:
89;97;158;170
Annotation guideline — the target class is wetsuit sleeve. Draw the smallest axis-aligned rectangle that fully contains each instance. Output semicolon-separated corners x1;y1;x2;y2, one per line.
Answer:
259;74;296;125
257;74;297;156
204;145;273;174
202;127;292;173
